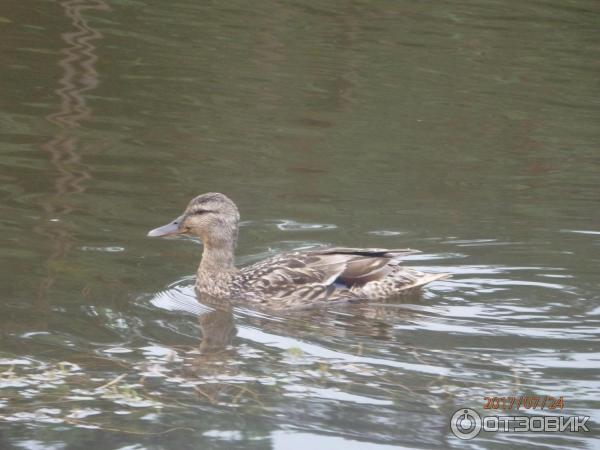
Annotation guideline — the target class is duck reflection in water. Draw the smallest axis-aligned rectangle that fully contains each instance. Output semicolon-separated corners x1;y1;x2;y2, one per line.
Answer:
181;296;241;405
191;287;425;359
178;288;429;406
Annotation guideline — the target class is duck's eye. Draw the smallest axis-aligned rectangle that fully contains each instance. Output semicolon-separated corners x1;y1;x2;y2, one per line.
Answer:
192;209;212;215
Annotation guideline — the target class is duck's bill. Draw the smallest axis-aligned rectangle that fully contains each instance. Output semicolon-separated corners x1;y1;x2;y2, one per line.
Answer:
147;216;183;237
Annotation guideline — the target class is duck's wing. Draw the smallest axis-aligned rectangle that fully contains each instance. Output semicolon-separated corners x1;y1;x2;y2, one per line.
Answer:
241;251;349;293
315;247;421;258
240;247;421;307
307;247;417;286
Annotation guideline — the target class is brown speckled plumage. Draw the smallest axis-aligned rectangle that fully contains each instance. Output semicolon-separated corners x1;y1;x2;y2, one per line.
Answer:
148;193;450;310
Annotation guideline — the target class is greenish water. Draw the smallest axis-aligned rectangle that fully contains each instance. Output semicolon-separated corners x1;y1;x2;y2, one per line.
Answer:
1;0;599;448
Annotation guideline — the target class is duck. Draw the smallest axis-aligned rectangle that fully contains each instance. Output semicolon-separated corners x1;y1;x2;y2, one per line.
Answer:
148;193;449;309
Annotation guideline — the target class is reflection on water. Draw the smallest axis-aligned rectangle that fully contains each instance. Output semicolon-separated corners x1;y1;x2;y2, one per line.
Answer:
47;0;109;129
36;0;108;302
1;242;598;447
0;0;599;448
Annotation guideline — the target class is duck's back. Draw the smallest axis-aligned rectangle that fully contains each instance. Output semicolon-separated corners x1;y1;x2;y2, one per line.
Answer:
232;247;448;309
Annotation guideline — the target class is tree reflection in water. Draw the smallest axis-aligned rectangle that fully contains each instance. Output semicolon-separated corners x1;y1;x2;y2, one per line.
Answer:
36;0;108;305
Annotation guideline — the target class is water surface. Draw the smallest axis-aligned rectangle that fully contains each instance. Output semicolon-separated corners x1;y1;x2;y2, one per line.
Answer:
1;0;599;448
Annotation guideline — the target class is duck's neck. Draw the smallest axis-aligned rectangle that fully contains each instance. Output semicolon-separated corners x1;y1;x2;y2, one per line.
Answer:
199;237;237;272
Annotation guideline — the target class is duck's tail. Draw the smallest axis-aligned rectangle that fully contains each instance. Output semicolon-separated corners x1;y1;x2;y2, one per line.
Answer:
408;272;451;290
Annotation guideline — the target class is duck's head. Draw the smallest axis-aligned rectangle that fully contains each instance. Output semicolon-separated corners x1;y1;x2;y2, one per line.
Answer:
147;192;240;246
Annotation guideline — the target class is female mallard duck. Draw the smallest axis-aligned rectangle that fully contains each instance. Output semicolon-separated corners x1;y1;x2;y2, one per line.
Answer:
148;193;449;309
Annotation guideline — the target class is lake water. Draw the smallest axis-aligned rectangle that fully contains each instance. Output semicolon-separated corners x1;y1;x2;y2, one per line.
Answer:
1;0;599;449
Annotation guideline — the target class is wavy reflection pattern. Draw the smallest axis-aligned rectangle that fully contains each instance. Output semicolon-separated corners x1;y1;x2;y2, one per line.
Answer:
37;0;108;300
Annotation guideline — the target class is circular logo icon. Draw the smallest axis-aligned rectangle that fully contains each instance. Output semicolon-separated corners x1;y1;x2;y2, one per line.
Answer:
450;408;482;440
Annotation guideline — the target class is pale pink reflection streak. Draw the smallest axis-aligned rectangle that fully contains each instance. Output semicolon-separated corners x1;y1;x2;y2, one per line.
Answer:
37;0;109;301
